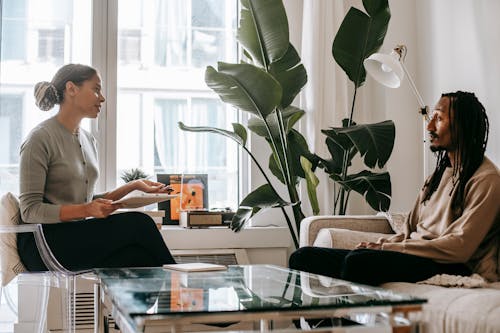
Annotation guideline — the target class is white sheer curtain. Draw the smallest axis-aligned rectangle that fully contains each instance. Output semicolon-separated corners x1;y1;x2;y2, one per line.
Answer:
297;0;376;215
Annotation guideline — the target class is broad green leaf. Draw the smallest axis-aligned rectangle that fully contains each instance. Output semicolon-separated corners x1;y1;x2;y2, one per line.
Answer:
269;44;308;108
248;106;305;138
321;127;356;152
205;63;282;118
322;120;394;169
284;106;306;131
238;0;289;68
338;120;395;168
231;184;290;232
301;156;320;215
332;0;390;87
335;170;391;211
268;129;314;185
232;123;248;146
363;0;389;16
321;138;346;175
178;121;245;146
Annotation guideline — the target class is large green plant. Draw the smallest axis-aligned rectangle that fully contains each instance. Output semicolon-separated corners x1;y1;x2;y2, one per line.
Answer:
179;0;316;248
315;0;395;215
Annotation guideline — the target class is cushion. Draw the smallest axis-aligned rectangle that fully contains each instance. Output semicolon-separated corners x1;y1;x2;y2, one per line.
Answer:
0;192;27;286
313;228;390;250
376;211;408;234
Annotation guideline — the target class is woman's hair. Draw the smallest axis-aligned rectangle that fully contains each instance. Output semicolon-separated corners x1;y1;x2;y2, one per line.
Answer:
422;91;489;214
34;64;97;111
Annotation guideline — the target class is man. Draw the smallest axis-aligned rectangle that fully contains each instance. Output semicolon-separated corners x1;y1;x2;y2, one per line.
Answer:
289;91;500;286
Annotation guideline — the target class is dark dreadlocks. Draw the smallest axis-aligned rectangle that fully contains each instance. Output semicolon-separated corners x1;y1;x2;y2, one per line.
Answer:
422;91;489;215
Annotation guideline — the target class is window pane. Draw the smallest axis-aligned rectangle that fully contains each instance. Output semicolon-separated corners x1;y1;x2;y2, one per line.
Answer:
191;0;225;28
0;0;92;195
1;0;27;60
117;0;238;211
0;95;23;165
192;29;226;68
154;0;188;67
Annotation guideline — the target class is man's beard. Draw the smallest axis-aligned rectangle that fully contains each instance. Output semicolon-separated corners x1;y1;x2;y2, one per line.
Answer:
430;145;446;153
428;131;445;152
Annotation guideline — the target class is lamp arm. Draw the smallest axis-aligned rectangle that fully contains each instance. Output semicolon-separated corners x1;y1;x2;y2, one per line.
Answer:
399;62;429;122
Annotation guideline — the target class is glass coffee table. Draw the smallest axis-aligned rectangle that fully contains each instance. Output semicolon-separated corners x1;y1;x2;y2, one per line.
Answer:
94;265;426;332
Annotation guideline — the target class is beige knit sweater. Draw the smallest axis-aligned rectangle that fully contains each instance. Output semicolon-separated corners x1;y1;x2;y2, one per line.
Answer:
380;157;500;281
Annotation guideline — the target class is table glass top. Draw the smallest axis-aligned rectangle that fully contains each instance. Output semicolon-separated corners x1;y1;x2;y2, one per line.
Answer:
95;265;425;319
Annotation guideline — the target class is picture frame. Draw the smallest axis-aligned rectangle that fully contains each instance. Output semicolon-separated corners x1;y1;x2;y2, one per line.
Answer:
156;174;209;225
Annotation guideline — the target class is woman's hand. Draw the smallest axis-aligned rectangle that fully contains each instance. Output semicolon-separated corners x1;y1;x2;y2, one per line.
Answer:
131;179;174;194
85;198;121;218
355;241;382;250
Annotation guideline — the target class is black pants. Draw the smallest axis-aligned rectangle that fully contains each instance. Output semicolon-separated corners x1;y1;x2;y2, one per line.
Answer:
17;212;176;271
289;246;471;286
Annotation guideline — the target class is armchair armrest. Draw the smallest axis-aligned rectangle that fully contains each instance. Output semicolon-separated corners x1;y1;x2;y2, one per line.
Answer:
299;215;394;247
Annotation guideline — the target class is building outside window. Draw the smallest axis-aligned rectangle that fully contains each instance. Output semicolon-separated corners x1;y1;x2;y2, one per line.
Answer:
119;29;142;64
37;28;65;64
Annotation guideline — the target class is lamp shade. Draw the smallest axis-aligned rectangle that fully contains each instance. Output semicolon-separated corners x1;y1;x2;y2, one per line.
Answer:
363;52;404;88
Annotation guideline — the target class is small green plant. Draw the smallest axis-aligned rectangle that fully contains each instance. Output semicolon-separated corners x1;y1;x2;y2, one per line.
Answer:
120;168;150;183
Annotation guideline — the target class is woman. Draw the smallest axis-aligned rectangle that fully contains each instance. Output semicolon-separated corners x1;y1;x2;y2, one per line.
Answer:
18;63;176;271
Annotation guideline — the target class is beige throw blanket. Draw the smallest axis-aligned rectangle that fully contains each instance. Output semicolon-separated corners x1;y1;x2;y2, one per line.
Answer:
417;273;487;288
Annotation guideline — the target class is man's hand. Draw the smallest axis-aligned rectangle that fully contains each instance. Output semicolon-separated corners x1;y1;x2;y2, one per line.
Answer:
85;198;120;218
132;179;174;194
356;241;382;250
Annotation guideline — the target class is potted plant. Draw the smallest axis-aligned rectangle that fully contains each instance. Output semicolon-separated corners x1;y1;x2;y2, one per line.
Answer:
315;0;395;215
179;0;396;247
120;168;150;183
179;0;316;248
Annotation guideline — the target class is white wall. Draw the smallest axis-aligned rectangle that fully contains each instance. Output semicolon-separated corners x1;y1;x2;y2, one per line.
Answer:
416;0;500;167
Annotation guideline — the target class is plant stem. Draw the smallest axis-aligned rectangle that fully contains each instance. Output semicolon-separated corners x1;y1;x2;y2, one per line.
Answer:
349;86;358;126
338;85;359;215
275;107;305;237
244;146;299;248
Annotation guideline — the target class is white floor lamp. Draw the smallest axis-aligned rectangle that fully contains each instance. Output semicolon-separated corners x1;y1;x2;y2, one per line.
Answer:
363;45;431;182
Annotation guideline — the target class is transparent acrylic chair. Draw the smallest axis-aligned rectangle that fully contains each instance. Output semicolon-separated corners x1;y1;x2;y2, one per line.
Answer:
0;193;93;333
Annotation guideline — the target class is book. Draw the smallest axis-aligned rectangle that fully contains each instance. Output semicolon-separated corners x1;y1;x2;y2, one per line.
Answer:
162;262;227;272
112;190;178;208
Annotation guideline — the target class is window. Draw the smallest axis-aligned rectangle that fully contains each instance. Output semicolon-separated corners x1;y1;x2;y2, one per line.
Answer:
116;0;239;210
0;0;238;211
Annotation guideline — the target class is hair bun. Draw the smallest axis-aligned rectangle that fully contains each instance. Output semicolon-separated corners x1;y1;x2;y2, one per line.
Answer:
34;81;60;111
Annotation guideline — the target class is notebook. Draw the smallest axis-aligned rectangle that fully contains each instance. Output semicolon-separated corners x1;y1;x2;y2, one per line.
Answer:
162;263;227;272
